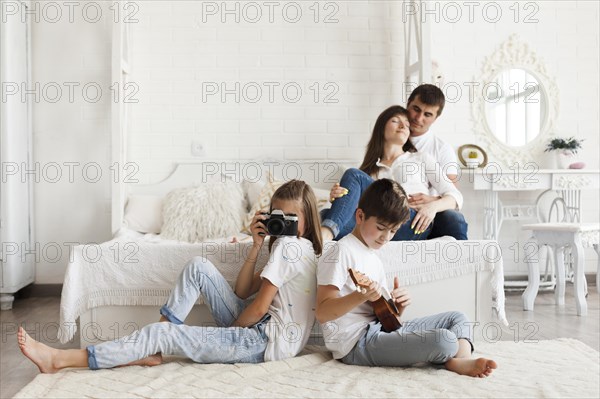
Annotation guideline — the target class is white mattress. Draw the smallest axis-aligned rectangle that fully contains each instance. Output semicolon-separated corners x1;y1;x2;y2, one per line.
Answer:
58;230;507;343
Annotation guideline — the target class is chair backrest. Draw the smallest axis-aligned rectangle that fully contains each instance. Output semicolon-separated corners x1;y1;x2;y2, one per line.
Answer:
535;189;572;223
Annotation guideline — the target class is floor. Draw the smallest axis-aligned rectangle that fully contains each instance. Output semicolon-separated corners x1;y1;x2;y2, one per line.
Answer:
1;289;598;399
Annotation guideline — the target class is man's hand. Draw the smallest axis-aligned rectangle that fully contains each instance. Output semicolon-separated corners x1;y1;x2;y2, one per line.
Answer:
408;193;440;207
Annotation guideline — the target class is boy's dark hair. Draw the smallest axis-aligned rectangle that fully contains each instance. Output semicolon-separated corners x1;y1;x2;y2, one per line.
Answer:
407;84;446;117
357;179;410;227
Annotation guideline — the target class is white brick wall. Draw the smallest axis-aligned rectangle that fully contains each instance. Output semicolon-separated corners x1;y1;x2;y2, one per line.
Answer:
27;1;597;283
125;0;598;275
128;1;403;183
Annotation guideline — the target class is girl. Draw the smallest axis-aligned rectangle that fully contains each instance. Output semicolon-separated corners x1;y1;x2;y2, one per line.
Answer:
19;180;323;372
321;105;466;241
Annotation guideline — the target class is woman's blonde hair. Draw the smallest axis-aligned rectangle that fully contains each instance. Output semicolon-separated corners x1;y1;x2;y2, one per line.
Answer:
269;180;323;256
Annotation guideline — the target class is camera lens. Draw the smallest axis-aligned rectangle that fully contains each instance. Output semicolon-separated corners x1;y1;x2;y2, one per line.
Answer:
267;219;285;236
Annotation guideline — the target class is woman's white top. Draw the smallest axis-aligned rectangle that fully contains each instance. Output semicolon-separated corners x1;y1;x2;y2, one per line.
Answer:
375;151;463;210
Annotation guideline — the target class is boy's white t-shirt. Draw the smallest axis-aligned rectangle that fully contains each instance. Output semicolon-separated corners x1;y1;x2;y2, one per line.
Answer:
260;236;318;361
317;234;387;359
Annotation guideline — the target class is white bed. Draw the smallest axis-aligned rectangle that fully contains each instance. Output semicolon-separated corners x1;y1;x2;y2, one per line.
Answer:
58;161;507;347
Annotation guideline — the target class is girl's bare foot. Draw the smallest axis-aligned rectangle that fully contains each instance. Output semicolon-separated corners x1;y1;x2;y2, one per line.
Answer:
445;357;497;378
121;354;163;367
18;327;60;374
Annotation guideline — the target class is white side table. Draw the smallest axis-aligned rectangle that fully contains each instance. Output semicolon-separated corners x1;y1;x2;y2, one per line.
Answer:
522;223;599;316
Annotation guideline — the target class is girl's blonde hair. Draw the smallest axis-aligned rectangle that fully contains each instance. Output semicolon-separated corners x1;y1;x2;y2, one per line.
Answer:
269;180;323;256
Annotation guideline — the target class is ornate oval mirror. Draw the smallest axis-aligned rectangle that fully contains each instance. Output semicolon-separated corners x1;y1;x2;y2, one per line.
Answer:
472;35;559;167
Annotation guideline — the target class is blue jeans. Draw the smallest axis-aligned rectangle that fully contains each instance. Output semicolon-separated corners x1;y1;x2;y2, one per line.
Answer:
320;168;467;241
428;210;469;240
87;257;269;369
341;311;474;366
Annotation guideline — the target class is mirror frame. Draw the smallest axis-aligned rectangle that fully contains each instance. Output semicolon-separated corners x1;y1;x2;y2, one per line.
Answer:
471;34;559;168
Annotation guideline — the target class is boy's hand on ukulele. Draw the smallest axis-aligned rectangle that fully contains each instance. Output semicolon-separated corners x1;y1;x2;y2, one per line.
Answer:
359;281;381;303
391;277;411;310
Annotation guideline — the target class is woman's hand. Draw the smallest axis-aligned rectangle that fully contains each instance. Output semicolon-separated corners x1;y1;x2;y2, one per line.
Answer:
250;211;268;246
329;182;348;202
411;202;438;234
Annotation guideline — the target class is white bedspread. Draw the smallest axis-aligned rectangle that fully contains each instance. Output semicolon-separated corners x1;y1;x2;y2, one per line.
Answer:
58;231;506;343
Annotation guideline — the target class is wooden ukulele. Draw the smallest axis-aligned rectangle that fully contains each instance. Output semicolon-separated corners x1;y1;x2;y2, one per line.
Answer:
348;268;402;333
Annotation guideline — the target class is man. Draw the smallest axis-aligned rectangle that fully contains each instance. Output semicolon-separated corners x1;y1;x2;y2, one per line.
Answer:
405;84;468;240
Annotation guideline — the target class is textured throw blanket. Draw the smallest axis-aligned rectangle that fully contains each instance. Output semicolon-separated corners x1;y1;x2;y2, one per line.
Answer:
58;234;506;343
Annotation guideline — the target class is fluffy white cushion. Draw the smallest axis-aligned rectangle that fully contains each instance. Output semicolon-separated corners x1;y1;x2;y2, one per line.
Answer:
312;188;333;211
161;180;245;243
124;195;164;234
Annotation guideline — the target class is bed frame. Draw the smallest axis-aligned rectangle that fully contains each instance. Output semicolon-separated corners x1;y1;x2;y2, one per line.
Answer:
73;162;505;348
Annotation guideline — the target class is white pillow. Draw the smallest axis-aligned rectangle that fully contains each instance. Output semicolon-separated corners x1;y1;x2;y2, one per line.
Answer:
312;187;333;211
161;180;245;243
124;195;164;234
242;178;266;212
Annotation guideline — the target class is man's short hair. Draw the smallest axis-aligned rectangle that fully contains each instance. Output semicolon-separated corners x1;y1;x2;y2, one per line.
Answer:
407;84;446;117
358;179;410;227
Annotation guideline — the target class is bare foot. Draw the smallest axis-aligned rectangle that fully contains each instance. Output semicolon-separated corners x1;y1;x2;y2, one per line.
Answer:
120;353;163;368
18;327;60;374
321;227;334;241
445;357;497;378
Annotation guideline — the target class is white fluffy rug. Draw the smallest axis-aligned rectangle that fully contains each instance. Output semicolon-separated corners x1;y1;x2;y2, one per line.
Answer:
15;339;599;398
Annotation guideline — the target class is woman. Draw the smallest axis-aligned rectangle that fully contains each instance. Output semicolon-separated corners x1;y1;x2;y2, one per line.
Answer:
321;105;466;241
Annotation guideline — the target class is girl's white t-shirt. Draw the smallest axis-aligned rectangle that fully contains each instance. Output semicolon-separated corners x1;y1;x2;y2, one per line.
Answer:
316;234;387;359
260;236;318;361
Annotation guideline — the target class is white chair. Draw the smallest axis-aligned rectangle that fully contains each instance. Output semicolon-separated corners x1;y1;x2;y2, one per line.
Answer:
522;190;600;315
522;223;599;316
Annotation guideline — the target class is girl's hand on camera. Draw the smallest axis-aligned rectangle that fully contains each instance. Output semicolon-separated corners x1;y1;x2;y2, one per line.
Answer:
250;211;268;246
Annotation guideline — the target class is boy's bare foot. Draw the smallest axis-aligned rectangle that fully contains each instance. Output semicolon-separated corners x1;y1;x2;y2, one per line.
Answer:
18;327;60;374
445;357;497;378
121;354;163;367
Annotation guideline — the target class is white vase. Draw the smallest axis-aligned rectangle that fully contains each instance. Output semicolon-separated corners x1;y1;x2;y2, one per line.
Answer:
556;151;575;169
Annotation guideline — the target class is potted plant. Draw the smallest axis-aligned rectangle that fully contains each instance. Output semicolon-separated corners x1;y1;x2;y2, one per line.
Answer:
544;137;584;169
466;151;480;168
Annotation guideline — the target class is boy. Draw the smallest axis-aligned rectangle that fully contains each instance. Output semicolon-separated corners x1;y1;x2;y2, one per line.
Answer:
316;178;497;377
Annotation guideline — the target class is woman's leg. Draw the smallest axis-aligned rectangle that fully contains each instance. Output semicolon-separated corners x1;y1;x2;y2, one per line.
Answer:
88;321;268;369
428;210;469;240
160;257;246;327
392;208;433;240
321;168;374;240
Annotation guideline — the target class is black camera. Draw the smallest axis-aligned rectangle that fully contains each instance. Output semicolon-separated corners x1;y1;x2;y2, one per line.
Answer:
260;210;299;237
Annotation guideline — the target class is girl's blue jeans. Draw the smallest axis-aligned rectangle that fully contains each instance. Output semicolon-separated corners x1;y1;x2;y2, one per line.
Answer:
87;257;269;369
